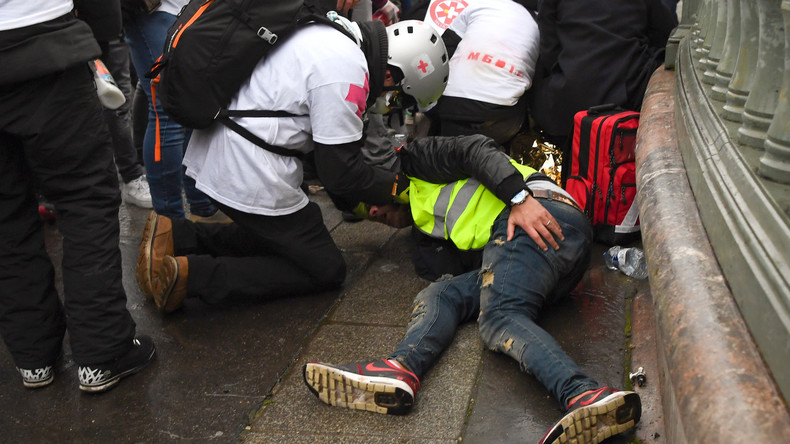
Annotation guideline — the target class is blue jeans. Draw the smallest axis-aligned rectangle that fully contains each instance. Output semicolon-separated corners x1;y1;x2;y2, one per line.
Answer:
389;199;597;407
124;11;215;218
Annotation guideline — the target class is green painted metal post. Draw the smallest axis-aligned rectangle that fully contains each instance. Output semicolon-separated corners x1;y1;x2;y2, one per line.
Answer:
712;0;740;101
723;0;759;121
739;0;784;148
759;1;790;183
703;0;729;84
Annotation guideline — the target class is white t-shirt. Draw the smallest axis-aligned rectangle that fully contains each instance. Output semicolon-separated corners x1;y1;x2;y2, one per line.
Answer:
423;0;539;106
159;0;188;16
0;0;73;31
0;0;186;31
184;24;368;216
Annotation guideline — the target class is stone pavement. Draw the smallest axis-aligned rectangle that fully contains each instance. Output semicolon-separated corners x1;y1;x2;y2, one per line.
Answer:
0;187;656;443
239;190;658;444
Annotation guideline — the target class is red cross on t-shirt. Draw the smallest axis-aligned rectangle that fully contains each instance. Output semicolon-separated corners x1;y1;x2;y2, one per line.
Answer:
344;73;370;118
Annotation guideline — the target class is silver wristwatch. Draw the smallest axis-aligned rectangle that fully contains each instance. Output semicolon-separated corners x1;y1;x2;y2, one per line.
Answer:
510;189;529;207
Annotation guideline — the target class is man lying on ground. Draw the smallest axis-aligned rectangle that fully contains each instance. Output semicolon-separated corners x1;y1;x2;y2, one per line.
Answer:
303;135;641;444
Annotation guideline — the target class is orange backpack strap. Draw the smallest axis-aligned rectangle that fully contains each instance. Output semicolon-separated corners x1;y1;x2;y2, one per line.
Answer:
151;73;162;162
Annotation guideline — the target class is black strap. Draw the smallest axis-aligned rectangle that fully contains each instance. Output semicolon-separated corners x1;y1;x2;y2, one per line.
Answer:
302;14;360;45
216;110;304;160
225;110;301;118
587;103;623;116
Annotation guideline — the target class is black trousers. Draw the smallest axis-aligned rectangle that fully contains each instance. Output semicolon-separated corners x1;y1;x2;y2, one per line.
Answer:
0;65;136;368
103;37;144;183
410;226;483;282
172;201;346;304
431;95;528;146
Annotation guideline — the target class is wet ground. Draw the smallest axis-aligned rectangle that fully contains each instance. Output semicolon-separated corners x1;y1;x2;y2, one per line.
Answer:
0;190;655;443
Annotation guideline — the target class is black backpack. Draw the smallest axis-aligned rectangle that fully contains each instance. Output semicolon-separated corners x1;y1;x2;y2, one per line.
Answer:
147;0;346;157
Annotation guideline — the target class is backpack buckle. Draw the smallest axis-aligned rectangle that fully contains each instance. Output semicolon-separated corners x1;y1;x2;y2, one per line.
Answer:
257;27;277;44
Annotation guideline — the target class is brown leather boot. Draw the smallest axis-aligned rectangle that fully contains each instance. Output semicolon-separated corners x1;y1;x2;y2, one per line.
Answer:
152;255;188;314
136;211;173;299
187;209;233;224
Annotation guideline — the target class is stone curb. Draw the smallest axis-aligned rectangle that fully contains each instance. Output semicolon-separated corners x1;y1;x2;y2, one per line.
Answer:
635;67;790;442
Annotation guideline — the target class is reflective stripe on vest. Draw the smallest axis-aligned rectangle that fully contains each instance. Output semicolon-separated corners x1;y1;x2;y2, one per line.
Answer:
427;178;480;239
409;161;538;250
410;176;503;250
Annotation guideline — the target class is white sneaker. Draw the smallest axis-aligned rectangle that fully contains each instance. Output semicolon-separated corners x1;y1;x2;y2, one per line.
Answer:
121;175;153;208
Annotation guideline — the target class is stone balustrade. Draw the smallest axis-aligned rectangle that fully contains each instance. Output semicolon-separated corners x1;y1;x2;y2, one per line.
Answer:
666;0;790;403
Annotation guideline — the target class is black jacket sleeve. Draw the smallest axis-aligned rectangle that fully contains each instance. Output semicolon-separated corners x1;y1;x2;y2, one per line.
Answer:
398;135;526;204
313;140;398;211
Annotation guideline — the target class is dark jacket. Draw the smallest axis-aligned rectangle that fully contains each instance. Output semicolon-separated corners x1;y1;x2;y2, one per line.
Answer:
395;134;530;281
398;134;526;204
0;0;120;85
529;0;677;139
75;0;122;42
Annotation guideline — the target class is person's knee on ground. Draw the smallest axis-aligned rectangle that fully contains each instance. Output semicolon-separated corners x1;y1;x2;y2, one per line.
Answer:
310;256;347;290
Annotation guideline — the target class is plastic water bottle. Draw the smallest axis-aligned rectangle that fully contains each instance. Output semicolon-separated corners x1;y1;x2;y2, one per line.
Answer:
603;246;649;280
92;59;126;110
393;133;407;148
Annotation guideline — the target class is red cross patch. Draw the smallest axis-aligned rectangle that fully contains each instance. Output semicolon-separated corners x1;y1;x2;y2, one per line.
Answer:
429;0;468;30
413;55;435;78
344;73;370;119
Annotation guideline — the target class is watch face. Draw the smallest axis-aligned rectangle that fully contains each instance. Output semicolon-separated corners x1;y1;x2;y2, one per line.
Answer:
511;190;527;205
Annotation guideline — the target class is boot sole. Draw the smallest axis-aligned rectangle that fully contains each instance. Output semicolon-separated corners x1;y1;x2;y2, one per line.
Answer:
136;212;158;300
22;376;54;389
156;256;183;313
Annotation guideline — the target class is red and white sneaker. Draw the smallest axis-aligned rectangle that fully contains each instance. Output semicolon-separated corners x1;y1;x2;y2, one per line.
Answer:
539;387;642;444
303;359;420;415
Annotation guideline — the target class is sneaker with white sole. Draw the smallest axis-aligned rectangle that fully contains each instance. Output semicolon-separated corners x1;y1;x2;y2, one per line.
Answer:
121;175;153;208
17;365;54;388
303;359;420;415
539;387;642;444
78;336;156;393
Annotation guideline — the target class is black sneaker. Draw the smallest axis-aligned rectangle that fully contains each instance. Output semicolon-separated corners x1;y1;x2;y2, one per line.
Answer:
341;211;364;223
303;359;420;415
539;387;641;444
17;365;54;388
78;336;156;393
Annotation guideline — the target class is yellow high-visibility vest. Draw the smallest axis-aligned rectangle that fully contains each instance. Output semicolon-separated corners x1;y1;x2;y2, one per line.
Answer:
409;162;537;250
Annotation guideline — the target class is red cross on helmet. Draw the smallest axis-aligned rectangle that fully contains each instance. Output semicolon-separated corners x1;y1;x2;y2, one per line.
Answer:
386;20;449;111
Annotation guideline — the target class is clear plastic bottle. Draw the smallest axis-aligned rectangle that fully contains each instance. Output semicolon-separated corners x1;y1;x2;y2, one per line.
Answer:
603;246;649;279
392;133;407;148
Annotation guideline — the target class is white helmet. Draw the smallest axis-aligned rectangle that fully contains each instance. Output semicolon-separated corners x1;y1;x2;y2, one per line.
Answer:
386;20;449;111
